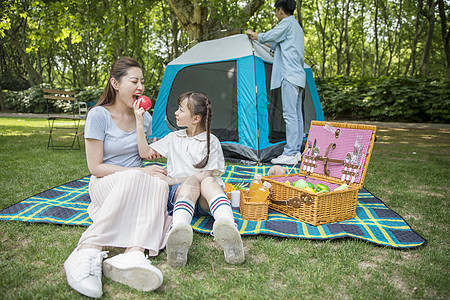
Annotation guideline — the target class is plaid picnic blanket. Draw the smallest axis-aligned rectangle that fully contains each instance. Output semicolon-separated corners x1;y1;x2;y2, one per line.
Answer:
0;163;426;249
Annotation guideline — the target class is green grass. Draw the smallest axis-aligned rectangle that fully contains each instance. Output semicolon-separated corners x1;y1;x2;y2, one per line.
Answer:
0;117;449;299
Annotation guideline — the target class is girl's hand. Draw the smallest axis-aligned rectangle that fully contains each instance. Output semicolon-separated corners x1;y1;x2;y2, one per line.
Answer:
147;138;163;160
150;173;178;186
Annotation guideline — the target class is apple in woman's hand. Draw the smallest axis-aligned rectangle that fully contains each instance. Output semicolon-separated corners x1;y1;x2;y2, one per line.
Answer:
137;95;152;111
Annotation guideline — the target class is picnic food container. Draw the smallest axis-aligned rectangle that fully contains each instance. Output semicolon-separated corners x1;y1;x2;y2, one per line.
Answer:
263;121;377;226
239;189;269;221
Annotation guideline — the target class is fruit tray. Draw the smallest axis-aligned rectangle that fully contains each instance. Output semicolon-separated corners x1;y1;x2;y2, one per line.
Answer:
263;121;377;226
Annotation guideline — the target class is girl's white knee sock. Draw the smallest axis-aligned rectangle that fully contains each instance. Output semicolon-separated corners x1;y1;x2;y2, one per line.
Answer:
172;198;195;226
208;194;234;224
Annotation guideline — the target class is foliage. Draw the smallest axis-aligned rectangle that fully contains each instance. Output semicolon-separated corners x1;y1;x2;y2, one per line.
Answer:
317;76;450;123
1;0;449;95
74;86;103;107
4;84;50;113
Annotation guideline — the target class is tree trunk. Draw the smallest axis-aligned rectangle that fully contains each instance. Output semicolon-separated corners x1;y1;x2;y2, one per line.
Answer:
420;0;437;75
167;0;264;43
123;0;128;55
343;0;350;76
170;10;180;60
315;0;330;77
385;0;402;76
166;0;208;43
361;1;365;77
0;84;5;111
437;0;450;78
7;33;43;86
405;0;425;75
296;0;303;29
66;37;78;88
373;0;379;76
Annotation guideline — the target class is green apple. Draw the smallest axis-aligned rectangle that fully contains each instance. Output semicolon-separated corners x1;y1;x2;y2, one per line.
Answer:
314;183;330;193
293;179;307;188
306;182;315;190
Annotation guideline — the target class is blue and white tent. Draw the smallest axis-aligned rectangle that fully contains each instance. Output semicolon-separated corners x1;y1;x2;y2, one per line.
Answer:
152;34;324;163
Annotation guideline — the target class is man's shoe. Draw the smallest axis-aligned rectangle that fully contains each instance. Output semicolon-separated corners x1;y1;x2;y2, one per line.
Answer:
271;154;299;165
103;251;163;292
166;223;193;267
213;219;245;264
64;248;108;298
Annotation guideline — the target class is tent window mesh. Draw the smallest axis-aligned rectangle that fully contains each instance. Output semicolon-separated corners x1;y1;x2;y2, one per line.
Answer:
265;62;285;143
166;61;239;143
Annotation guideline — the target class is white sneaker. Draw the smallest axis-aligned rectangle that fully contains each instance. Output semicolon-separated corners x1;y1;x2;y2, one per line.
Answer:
64;248;108;298
213;219;245;264
166;223;193;267
271;154;299;165
103;251;163;292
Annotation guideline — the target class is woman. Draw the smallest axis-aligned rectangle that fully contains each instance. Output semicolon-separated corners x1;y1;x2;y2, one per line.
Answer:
64;57;171;298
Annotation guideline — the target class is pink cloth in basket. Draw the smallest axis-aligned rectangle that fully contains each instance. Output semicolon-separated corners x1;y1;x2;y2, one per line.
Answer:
300;125;374;184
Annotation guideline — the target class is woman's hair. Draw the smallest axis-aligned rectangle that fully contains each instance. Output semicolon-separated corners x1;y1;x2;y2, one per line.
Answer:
95;57;142;107
178;92;212;169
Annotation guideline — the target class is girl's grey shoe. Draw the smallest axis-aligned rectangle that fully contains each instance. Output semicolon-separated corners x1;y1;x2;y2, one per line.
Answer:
166;223;193;267
213;219;245;264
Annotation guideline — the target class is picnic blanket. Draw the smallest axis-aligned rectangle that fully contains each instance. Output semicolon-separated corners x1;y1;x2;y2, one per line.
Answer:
0;163;426;249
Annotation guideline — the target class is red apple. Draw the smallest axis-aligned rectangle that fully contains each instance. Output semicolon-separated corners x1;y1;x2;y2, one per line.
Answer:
137;95;152;111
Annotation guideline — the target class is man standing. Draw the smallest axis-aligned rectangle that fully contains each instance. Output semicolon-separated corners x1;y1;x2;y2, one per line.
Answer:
247;0;305;165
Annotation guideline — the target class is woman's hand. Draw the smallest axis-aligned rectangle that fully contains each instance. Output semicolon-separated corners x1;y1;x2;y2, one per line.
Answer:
141;164;167;176
133;98;145;126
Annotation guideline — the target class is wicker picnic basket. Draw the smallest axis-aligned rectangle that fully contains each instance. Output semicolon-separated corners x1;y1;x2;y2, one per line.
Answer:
239;189;269;221
263;121;377;226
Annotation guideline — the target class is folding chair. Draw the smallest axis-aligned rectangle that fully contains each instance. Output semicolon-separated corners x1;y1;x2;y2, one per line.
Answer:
44;88;84;150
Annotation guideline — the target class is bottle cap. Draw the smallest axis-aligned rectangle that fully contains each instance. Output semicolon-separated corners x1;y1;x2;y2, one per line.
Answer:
254;174;262;180
262;181;271;189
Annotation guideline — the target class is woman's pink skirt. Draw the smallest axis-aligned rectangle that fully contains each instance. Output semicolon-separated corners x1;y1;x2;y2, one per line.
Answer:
77;170;172;256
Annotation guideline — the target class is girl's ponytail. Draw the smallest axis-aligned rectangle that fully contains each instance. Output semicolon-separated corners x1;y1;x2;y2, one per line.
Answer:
178;92;212;169
194;100;211;169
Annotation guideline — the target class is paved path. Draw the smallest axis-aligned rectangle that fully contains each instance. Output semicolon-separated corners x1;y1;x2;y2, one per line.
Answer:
1;112;449;130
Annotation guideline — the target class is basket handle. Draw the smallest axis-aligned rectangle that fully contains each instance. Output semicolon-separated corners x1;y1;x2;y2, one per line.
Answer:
271;194;314;207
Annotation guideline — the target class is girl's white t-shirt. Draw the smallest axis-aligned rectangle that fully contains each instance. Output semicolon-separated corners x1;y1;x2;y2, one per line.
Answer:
150;129;225;186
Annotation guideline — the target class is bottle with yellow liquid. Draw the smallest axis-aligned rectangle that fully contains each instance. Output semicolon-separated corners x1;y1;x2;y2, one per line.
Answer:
250;181;272;202
248;174;263;198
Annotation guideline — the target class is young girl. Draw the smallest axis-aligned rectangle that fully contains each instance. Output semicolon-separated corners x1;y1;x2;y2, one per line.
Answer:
64;57;171;298
134;92;245;267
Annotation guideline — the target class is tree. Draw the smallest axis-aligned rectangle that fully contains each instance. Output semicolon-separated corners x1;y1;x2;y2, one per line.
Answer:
437;0;450;78
419;0;437;75
166;0;265;43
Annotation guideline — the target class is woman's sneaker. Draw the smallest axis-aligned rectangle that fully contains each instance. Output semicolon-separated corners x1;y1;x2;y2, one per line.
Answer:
102;251;163;292
64;248;108;298
213;219;245;264
166;223;193;267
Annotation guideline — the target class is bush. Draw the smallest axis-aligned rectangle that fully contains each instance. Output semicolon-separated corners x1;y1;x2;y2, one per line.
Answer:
3;85;103;114
4;84;50;113
316;76;450;123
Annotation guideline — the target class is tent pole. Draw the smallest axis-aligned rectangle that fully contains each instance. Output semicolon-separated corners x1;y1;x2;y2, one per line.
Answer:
249;39;261;166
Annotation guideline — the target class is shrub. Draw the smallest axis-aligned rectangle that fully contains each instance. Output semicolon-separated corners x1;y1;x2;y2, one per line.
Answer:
316;76;450;123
